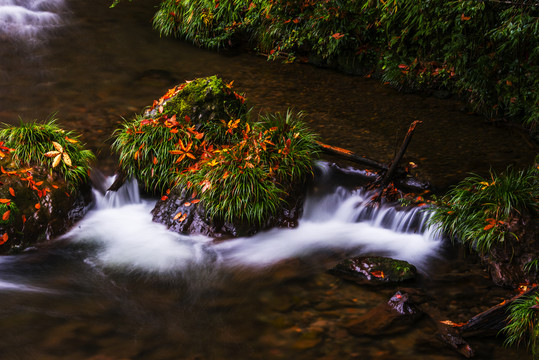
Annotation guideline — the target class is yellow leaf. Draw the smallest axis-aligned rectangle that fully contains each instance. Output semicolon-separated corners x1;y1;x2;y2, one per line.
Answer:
52;141;64;153
52;154;61;168
44;151;60;158
62;153;72;167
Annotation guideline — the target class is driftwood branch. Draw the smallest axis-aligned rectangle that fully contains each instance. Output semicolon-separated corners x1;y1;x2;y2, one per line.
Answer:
460;286;538;337
379;120;421;189
316;141;388;171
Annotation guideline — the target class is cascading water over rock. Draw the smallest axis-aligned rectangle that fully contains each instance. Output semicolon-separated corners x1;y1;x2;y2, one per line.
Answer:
0;0;64;40
62;163;442;273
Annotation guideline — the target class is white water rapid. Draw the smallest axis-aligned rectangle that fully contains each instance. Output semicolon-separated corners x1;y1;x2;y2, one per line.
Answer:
64;164;442;273
0;0;64;40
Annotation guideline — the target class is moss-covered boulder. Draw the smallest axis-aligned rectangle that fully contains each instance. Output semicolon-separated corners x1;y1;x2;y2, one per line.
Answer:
113;76;319;237
329;256;417;285
0;120;95;254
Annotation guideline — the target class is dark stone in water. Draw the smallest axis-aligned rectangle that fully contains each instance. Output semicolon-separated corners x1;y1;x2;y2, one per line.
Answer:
345;290;423;336
328;256;417;285
151;182;306;238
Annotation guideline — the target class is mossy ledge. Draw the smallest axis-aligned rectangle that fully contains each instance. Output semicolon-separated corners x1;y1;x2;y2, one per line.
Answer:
0;119;95;254
112;76;320;237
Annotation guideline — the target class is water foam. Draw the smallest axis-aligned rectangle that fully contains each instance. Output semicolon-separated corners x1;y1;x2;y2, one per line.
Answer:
64;169;441;273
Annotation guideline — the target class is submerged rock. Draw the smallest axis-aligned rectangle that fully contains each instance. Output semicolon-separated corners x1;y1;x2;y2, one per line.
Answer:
345;290;423;336
328;256;417;285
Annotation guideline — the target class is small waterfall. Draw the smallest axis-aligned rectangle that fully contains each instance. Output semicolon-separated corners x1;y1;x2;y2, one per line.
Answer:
0;0;64;40
63;167;441;273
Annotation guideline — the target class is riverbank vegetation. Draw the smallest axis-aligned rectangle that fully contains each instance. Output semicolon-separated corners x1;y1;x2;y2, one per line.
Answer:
503;291;539;359
112;0;539;135
113;76;319;226
429;165;538;255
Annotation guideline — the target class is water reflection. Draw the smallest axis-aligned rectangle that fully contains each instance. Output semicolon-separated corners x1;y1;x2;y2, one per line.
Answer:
0;0;536;188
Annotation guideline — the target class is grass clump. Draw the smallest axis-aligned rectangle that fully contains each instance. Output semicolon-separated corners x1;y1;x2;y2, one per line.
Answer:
113;77;320;226
0;118;95;188
429;166;538;255
187;110;319;225
503;291;539;359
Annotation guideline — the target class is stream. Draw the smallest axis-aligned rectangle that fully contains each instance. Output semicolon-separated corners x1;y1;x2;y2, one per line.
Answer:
0;0;536;359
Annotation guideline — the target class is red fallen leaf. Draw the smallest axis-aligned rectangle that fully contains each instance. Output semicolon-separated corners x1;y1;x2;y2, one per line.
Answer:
0;199;10;204
440;320;466;327
153;157;158;165
185;115;191;123
331;33;344;39
2;210;10;221
9;187;15;197
170;128;179;134
461;14;471;21
173;212;183;220
35;203;41;210
0;233;8;245
22;215;26;224
398;64;408;69
371;270;385;278
178;213;187;222
484;218;497;231
52;184;59;189
161;195;168;201
191;199;200;204
184;202;191;207
292;18;300;24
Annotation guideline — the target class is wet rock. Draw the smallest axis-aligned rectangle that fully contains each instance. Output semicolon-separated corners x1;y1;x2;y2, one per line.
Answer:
345;291;423;336
151;183;306;238
481;215;539;287
0;170;92;254
328;256;417;285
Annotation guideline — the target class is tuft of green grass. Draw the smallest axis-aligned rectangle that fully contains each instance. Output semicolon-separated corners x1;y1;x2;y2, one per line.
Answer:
503;291;539;359
174;110;319;226
429;166;538;255
0;118;95;188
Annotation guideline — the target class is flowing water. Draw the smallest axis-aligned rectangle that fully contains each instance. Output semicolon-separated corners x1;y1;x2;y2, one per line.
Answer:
0;0;536;359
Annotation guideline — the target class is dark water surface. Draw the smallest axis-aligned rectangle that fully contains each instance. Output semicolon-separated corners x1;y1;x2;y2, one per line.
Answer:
0;1;536;359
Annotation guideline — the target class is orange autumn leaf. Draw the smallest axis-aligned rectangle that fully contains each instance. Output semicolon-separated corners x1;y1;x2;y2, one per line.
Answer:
35;181;44;186
161;195;169;201
173;212;183;220
178;213;187;222
371;271;385;278
2;210;10;221
22;215;26;224
153;157;158;165
0;199;10;204
331;33;345;39
191;199;200;204
35;203;41;210
0;233;7;245
461;14;471;21
184;202;191;207
484;218;497;231
9;187;15;197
